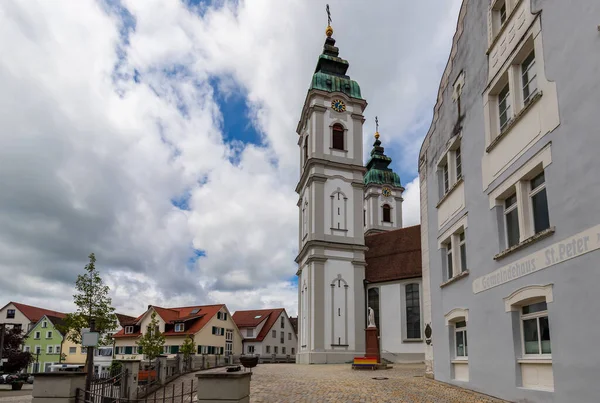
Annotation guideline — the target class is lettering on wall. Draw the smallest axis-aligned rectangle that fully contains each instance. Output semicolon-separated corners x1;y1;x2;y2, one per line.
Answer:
473;223;600;293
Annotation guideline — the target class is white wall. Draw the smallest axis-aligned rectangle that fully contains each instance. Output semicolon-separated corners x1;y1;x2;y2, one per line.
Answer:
0;303;32;331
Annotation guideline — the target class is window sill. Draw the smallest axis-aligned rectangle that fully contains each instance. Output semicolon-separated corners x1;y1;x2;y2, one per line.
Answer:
403;338;423;343
494;227;555;260
330;228;348;232
440;270;470;288
329;147;348;153
518;358;552;364
331;344;349;347
451;359;469;364
486;91;543;153
486;0;524;55
436;177;464;208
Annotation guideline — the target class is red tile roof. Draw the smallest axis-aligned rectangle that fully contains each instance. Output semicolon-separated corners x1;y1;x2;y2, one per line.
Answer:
112;304;225;338
232;308;285;342
10;302;66;322
365;225;422;283
115;313;137;326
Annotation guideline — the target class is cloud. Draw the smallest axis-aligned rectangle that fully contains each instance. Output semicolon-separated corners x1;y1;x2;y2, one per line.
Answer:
0;0;460;318
402;177;421;228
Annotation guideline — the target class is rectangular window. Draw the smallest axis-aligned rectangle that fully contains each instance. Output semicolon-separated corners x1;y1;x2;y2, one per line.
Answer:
459;232;467;273
530;172;550;234
35;346;41;354
280;331;284;344
24;346;30;352
521;50;537;105
455;321;468;358
246;328;254;337
280;316;285;329
272;330;276;338
455;147;462;180
288;333;292;340
500;2;507;24
498;82;512;132
124;346;133;355
247;345;255;354
226;329;233;341
174;323;184;332
274;346;278;354
35;331;41;339
55;345;61;354
170;345;179;354
6;309;15;319
217;312;222;320
47;345;53;354
124;326;134;334
504;193;520;247
266;345;270;354
521;302;551;355
46;331;52;339
282;347;286;355
42;321;47;328
446;241;453;279
405;284;421;339
291;348;295;355
443;163;449;193
225;342;232;355
367;287;380;328
332;125;344;150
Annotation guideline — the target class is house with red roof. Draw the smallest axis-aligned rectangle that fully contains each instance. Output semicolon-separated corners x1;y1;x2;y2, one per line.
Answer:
0;301;66;333
232;308;298;360
112;304;242;361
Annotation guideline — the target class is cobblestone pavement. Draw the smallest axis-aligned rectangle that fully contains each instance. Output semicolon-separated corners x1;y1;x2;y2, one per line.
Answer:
149;363;510;403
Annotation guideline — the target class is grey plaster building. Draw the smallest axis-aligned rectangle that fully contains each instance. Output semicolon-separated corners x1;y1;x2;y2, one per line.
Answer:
419;1;600;402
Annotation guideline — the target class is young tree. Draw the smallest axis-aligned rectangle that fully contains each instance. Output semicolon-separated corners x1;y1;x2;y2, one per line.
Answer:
58;253;117;347
1;327;33;373
180;335;196;369
136;311;165;367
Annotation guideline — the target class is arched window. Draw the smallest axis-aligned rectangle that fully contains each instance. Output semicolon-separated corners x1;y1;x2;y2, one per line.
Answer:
303;136;309;164
382;204;391;223
332;124;344;150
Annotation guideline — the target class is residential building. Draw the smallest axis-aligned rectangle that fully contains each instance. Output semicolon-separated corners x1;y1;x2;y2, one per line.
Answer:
232;309;298;359
22;315;66;373
288;317;298;336
112;305;242;360
61;334;87;368
0;302;65;333
419;1;600;402
296;21;423;364
91;313;136;376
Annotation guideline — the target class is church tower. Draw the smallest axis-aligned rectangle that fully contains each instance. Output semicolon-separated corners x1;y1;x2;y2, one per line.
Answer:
363;127;404;236
295;21;367;364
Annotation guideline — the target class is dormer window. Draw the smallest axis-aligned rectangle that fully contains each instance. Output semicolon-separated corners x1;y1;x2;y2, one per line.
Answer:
125;326;134;334
174;323;184;332
332;124;344;150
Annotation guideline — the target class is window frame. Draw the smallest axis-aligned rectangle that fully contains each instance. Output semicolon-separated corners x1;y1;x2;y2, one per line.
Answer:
455;147;462;180
454;321;468;359
382;204;392;223
458;231;467;273
174;323;184;333
34;331;41;339
520;301;551;358
521;50;537;106
446;240;454;279
272;330;276;338
529;172;550;235
6;309;15;319
504;192;520;248
498;81;512;133
331;124;345;151
442;163;449;194
124;326;134;334
405;283;422;340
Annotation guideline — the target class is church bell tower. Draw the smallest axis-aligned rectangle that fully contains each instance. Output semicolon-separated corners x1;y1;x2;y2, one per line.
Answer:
295;17;367;364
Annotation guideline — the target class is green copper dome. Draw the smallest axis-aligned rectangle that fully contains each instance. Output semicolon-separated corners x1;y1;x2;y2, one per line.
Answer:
364;137;402;188
308;35;362;100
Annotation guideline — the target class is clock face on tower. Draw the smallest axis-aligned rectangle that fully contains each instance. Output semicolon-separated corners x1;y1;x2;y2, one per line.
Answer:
331;99;346;113
382;187;392;197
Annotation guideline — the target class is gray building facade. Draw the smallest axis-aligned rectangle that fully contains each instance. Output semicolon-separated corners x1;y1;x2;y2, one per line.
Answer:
419;1;600;402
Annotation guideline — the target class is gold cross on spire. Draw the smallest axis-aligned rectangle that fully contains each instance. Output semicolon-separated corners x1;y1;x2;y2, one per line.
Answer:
325;4;333;37
375;116;380;139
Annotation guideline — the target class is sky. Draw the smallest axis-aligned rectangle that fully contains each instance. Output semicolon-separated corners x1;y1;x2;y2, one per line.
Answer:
0;0;462;317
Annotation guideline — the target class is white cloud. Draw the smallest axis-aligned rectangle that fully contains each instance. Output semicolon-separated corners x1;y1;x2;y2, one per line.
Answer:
0;0;460;316
402;177;421;227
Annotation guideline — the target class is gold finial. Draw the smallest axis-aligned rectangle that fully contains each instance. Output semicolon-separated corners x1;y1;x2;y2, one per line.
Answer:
374;116;380;139
326;4;333;37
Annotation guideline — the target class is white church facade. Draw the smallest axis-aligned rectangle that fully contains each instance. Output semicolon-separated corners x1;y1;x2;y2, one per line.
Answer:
296;23;424;364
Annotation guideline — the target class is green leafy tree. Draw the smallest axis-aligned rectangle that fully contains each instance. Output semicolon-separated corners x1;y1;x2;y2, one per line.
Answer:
136;311;165;366
180;335;196;368
57;254;117;351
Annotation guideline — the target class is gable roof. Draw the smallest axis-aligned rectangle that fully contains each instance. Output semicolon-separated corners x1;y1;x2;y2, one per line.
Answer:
112;304;225;338
115;313;136;326
365;225;422;283
6;302;66;323
232;308;285;342
288;317;298;335
27;314;68;338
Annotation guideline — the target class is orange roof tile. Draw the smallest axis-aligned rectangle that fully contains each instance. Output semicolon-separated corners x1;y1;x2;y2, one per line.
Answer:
232;308;285;342
365;225;422;283
10;302;66;322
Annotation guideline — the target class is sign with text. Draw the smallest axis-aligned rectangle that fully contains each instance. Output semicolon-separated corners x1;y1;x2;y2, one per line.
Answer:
473;223;600;294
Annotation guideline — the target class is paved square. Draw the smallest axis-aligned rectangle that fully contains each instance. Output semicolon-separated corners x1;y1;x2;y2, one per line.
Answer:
249;363;509;403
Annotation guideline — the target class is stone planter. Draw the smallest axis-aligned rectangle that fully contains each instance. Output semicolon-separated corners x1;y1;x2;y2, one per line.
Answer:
239;355;258;370
11;382;24;390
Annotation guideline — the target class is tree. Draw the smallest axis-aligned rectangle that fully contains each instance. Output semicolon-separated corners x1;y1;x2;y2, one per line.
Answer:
136;311;165;366
1;327;33;373
180;335;196;369
58;253;117;347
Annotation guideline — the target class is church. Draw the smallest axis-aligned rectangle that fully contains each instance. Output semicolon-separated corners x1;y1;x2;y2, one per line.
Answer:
295;22;424;364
